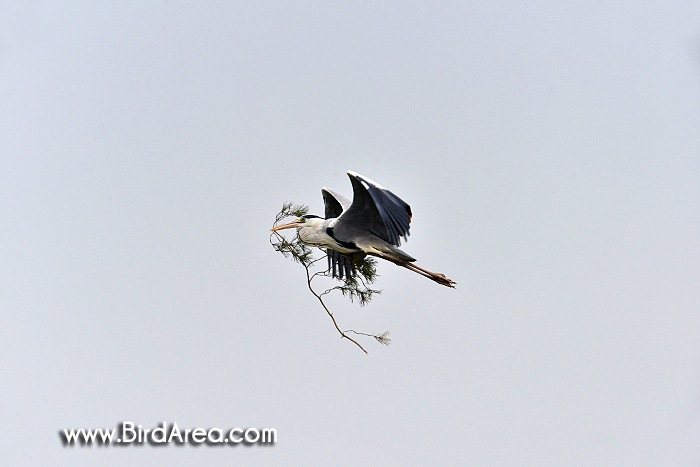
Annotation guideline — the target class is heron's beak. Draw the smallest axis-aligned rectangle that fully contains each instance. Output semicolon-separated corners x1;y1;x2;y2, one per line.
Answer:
270;220;300;232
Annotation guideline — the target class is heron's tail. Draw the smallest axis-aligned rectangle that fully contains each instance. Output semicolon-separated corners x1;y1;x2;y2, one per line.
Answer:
369;243;416;263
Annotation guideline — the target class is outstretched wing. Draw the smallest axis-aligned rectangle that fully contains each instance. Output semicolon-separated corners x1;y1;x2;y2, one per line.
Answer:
337;171;412;246
321;187;355;279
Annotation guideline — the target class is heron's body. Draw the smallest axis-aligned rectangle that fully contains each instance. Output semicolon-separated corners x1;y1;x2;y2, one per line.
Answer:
297;216;414;259
295;217;361;255
271;171;456;288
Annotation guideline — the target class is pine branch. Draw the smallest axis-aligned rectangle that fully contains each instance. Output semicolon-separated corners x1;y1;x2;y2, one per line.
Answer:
270;203;390;353
347;330;392;346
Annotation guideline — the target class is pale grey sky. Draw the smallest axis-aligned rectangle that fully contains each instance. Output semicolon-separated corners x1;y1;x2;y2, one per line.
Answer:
2;1;700;465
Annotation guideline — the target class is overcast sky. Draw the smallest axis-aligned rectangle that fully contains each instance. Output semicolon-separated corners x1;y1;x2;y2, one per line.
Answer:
2;1;700;465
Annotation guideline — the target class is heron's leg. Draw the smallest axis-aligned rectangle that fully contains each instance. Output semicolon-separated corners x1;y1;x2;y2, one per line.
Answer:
401;262;456;288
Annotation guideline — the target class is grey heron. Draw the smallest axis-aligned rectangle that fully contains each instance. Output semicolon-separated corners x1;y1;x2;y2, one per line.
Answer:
271;171;456;288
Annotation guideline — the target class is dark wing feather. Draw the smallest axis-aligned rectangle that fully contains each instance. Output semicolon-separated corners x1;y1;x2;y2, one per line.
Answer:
326;249;355;279
322;187;351;218
321;187;355;279
339;171;412;246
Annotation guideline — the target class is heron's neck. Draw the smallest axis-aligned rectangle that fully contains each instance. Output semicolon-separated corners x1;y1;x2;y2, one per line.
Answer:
298;218;333;247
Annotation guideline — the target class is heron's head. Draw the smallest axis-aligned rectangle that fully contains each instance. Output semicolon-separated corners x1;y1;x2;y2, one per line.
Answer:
270;214;323;233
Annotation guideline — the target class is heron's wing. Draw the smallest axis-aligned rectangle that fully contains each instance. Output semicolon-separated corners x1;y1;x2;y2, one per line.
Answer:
321;187;355;278
338;171;412;246
321;187;351;218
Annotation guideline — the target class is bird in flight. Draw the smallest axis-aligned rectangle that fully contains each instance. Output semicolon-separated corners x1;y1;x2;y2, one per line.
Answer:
271;171;456;288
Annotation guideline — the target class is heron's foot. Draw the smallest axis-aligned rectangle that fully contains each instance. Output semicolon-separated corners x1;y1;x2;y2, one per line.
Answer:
433;272;457;288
